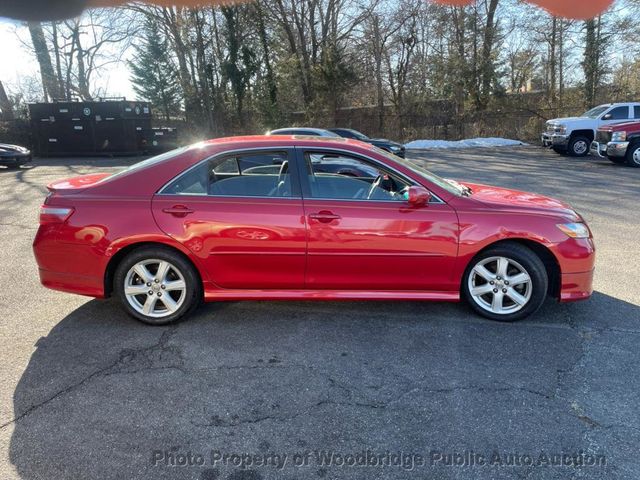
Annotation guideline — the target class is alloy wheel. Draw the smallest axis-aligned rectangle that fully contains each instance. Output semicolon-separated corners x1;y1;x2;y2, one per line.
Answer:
573;140;588;155
467;256;533;315
124;259;187;318
633;148;640;166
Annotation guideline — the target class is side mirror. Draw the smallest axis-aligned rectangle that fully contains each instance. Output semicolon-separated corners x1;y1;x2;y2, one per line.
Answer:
407;186;431;207
602;113;612;120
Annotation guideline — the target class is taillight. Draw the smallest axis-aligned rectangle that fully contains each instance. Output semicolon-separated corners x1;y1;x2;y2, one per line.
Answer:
39;205;74;225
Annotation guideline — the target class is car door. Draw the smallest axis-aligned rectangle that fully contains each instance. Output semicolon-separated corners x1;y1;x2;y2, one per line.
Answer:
296;148;459;291
152;148;307;289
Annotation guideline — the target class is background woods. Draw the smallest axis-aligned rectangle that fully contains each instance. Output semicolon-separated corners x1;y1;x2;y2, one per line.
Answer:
2;0;640;143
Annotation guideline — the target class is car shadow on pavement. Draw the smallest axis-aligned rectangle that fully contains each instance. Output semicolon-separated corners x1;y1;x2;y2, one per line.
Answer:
7;292;640;480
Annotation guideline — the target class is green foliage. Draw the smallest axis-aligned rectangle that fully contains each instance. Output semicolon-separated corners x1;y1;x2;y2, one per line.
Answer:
128;17;182;121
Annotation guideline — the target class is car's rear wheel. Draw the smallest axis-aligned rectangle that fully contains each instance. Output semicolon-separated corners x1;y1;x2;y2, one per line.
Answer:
568;136;590;157
625;143;640;168
462;243;548;322
114;247;201;325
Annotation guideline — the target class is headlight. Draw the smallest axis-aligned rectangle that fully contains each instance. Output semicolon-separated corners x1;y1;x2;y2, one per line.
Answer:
557;223;590;239
557;124;567;134
611;131;627;142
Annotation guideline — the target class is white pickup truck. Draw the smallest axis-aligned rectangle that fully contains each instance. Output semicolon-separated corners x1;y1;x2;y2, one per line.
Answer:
542;102;640;156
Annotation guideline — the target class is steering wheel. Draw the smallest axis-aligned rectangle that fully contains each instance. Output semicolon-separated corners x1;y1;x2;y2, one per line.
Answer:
366;175;383;200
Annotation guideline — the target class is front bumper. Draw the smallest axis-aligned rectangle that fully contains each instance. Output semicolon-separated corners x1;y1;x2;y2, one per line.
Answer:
541;133;569;149
590;141;607;158
589;141;629;158
606;141;629;158
0;154;31;166
560;270;594;302
551;236;595;303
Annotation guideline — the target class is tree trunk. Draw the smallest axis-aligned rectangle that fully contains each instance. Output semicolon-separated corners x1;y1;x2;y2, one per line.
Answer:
372;15;385;136
27;22;62;101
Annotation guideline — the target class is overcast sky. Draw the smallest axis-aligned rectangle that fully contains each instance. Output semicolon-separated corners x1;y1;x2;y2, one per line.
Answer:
0;17;136;101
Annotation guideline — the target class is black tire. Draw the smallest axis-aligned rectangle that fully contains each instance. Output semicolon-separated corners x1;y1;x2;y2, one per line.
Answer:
625;142;640;168
568;136;590;157
114;246;202;325
462;243;548;322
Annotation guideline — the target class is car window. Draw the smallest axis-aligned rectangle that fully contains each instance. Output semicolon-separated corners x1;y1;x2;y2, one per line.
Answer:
582;106;608;118
333;129;356;139
162;151;294;198
635;106;640;119
275;129;317;136
605;106;629;120
303;151;410;201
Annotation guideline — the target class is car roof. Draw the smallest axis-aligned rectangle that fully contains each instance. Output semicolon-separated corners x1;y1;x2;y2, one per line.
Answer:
596;102;640;107
269;127;340;137
193;135;376;154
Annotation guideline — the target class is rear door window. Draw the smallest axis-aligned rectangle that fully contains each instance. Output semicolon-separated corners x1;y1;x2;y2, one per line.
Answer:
162;151;296;198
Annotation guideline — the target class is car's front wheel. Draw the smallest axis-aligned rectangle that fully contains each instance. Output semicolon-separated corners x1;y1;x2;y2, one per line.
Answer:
625;142;640;168
114;247;201;325
568;136;590;157
462;243;548;322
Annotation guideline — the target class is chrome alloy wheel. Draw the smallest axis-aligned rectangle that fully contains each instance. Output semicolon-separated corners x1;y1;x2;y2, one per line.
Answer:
468;256;533;315
573;140;588;155
124;259;186;318
633;148;640;166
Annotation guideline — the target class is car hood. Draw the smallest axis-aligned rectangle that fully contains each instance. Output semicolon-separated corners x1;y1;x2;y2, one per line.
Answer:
0;143;29;153
547;116;592;127
462;182;580;220
597;121;640;132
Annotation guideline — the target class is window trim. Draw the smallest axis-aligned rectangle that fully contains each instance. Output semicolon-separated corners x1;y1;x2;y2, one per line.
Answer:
156;146;302;199
295;146;445;204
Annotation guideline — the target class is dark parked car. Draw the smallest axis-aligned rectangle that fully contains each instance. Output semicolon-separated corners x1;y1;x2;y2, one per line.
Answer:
329;128;405;158
0;143;31;168
268;127;341;137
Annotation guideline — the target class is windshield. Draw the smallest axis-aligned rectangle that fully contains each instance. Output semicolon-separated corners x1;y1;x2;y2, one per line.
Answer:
104;146;190;181
349;130;369;140
581;106;609;119
373;147;465;196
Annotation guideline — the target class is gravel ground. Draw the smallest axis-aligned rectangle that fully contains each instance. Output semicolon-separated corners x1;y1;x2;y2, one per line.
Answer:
0;146;638;480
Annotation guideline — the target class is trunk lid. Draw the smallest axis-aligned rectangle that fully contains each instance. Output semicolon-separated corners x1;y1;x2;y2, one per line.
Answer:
46;173;112;194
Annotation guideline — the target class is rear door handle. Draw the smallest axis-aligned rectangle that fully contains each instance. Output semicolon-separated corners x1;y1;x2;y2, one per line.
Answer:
309;211;341;223
162;205;194;217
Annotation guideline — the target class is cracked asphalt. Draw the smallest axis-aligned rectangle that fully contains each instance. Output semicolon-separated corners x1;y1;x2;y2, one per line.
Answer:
0;146;639;480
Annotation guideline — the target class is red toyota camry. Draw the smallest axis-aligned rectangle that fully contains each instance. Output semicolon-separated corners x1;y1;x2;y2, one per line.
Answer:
33;136;595;325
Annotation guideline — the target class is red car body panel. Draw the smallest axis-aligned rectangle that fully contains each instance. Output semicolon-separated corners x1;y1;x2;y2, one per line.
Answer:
33;136;595;305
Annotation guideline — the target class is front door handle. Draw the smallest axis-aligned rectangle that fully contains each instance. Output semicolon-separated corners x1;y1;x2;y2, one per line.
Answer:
162;205;194;217
309;211;341;223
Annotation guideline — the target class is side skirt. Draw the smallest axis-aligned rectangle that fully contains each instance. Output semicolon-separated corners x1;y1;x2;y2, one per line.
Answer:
203;289;460;302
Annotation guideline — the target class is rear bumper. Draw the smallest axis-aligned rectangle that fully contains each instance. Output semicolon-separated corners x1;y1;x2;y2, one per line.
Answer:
38;268;105;298
559;270;594;302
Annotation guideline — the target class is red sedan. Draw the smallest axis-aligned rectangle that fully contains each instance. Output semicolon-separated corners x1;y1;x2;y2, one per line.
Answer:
33;136;595;325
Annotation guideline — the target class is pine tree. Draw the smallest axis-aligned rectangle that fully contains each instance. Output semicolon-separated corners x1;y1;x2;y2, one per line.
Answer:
129;17;182;121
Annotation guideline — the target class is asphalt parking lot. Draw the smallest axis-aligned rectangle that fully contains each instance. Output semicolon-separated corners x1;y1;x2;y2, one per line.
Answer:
0;146;638;480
